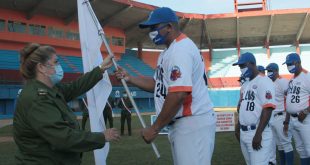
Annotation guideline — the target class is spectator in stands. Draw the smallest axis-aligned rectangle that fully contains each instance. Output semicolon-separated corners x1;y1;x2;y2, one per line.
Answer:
257;65;266;75
103;96;114;128
117;92;133;136
13;43;120;164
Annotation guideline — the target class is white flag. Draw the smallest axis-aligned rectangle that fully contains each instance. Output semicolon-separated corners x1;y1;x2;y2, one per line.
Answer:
77;0;112;164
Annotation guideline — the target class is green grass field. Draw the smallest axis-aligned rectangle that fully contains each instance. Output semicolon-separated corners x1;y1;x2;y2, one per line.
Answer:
0;115;301;165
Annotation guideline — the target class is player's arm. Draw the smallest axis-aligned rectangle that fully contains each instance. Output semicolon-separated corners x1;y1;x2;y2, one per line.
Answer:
153;92;188;130
115;66;155;92
253;80;276;150
283;112;290;136
128;76;155;93
297;74;310;122
235;92;242;142
142;91;188;143
252;106;274;150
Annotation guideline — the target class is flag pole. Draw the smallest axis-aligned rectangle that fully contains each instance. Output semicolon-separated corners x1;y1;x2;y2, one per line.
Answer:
83;0;160;159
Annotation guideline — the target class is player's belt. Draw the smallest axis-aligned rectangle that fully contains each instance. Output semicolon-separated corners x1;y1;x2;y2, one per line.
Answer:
274;112;283;117
240;125;256;131
291;113;298;117
168;116;184;126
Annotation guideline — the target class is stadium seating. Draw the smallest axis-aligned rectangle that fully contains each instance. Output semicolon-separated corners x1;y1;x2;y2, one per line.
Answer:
0;49;155;84
116;49;155;77
300;45;310;71
208;49;239;78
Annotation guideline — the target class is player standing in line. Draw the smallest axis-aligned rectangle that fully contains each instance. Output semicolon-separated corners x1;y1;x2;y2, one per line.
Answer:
115;7;216;165
283;53;310;165
257;65;266;75
257;64;277;165
235;74;247;142
233;52;275;165
266;63;294;165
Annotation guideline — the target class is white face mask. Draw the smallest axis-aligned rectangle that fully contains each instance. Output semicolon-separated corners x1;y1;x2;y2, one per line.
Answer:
267;72;273;77
240;67;248;75
287;65;296;73
149;31;158;41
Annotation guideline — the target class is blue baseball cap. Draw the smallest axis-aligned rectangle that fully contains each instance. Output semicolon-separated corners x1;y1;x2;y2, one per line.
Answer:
257;65;265;72
266;63;279;71
232;52;256;66
282;53;300;65
139;7;178;29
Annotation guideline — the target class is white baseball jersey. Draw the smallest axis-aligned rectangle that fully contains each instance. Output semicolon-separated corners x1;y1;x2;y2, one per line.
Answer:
286;69;310;114
153;33;213;119
273;77;289;113
239;74;276;126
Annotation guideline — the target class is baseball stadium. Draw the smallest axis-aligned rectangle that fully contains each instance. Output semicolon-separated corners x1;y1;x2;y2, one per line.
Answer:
0;0;310;164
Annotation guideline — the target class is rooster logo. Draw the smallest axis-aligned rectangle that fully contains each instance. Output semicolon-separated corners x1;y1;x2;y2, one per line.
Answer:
170;66;181;81
265;91;272;99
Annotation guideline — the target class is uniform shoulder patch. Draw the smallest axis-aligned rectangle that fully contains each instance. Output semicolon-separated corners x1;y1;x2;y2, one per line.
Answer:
170;66;181;81
37;88;48;96
265;90;272;99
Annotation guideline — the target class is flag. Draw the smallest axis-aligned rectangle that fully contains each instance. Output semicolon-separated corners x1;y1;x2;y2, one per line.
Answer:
77;0;112;164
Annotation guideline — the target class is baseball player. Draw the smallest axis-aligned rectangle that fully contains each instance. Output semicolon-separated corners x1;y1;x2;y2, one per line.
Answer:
115;7;216;165
266;63;294;165
283;53;310;165
233;52;276;165
257;65;266;75
235;74;247;142
257;64;279;165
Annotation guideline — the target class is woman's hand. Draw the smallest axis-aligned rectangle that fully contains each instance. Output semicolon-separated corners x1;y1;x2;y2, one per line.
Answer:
104;128;120;142
100;56;113;72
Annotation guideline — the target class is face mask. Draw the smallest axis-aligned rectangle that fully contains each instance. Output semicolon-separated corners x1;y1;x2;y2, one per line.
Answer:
49;64;64;85
267;71;274;79
240;67;252;78
287;65;296;74
149;25;169;45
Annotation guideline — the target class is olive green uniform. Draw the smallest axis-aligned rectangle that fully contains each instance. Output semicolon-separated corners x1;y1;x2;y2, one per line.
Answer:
13;67;106;165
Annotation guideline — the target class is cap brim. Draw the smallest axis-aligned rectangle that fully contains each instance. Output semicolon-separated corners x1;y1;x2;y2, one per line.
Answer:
232;61;242;66
139;20;157;29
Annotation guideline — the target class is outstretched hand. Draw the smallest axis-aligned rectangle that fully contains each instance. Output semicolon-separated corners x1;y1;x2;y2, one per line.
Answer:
114;66;130;82
104;128;120;142
141;127;159;144
100;56;113;72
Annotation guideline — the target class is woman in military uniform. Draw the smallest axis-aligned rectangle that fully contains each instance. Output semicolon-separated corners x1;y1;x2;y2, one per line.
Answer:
13;43;120;164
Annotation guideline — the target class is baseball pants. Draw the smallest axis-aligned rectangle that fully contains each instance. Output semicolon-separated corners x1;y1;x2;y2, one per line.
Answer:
168;112;216;165
291;115;310;158
240;125;272;165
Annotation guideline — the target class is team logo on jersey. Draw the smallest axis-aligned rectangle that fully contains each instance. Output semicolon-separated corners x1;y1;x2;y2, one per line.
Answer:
170;66;181;81
265;91;272;99
252;85;257;89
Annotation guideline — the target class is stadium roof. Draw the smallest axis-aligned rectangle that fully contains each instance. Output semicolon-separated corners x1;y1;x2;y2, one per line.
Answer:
0;0;310;49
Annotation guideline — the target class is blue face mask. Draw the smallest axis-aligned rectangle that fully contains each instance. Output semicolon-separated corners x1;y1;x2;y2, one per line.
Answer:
49;64;64;85
240;67;252;79
149;24;169;45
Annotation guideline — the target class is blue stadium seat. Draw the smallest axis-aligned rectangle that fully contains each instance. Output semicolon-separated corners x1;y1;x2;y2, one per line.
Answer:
0;49;154;77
